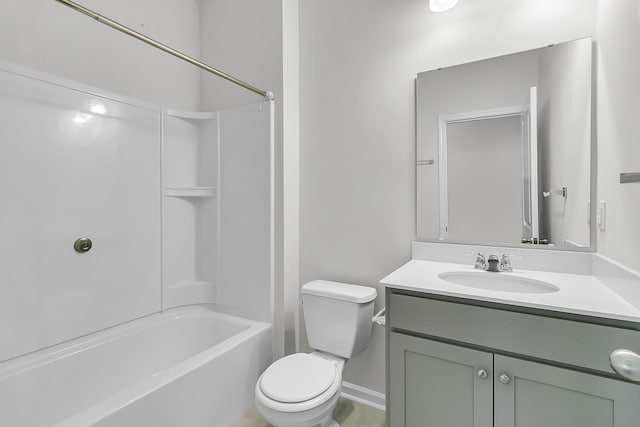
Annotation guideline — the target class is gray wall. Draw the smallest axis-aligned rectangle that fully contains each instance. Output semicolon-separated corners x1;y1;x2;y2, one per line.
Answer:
538;38;592;247
198;0;299;357
0;0;200;110
299;0;597;394
596;0;640;271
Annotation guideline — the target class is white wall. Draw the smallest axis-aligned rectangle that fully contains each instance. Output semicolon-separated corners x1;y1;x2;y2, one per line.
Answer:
299;0;597;394
0;0;200;109
596;0;640;272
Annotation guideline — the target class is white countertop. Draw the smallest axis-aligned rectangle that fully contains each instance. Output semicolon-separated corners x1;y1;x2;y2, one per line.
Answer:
381;259;640;323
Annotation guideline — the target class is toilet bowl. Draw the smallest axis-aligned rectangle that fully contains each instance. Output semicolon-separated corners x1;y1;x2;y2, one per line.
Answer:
254;280;377;427
255;352;345;427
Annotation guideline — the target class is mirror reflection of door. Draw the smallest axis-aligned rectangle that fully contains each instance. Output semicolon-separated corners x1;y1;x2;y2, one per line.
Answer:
443;114;524;243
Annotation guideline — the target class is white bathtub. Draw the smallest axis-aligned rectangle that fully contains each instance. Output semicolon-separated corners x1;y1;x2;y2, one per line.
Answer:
0;305;272;427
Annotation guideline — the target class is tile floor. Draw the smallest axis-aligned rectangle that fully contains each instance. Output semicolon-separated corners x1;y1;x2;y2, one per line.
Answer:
231;398;385;427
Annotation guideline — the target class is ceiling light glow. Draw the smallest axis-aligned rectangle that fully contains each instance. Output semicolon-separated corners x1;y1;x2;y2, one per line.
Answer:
429;0;459;13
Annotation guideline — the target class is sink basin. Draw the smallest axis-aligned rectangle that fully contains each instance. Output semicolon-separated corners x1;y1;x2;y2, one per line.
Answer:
438;271;560;294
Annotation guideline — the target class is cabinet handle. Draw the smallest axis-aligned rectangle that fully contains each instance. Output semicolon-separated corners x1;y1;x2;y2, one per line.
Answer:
477;369;488;379
610;349;640;381
499;373;511;384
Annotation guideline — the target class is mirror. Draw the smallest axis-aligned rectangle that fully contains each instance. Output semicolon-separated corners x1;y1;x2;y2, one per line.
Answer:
416;37;594;250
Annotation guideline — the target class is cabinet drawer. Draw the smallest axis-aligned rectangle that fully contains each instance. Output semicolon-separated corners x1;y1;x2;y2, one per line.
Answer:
389;292;640;375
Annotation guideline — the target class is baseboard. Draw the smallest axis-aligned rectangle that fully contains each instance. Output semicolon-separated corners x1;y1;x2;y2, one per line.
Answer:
340;381;385;412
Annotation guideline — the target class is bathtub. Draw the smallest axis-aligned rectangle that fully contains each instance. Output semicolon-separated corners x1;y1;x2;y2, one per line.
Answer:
0;305;272;427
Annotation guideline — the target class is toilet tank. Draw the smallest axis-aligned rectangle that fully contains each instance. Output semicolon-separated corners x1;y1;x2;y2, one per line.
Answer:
301;280;377;359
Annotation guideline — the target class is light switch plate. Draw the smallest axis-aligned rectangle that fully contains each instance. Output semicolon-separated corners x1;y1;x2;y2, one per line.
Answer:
597;201;607;231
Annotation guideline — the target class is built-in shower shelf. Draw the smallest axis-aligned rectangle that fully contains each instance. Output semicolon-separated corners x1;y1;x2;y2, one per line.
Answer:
165;108;215;121
164;186;216;198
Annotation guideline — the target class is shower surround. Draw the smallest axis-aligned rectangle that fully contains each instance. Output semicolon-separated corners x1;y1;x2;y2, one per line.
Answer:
0;60;274;426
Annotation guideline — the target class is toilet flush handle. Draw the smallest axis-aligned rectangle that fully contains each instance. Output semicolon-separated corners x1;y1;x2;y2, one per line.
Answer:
372;307;386;326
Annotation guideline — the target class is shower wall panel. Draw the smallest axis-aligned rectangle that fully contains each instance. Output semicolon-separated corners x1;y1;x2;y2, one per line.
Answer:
0;64;161;362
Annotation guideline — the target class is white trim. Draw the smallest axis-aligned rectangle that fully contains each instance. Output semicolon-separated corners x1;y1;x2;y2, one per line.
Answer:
528;87;539;240
437;116;449;240
340;381;386;412
437;106;525;240
439;105;524;124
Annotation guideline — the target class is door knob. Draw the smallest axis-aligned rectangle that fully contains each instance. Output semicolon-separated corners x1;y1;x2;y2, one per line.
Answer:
610;349;640;381
477;369;488;379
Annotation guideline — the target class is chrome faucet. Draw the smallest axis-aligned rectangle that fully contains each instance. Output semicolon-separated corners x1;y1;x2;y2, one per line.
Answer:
500;254;519;272
486;254;500;272
471;252;486;270
470;252;520;272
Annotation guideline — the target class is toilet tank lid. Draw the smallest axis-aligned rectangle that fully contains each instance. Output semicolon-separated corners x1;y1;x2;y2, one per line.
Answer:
301;280;377;303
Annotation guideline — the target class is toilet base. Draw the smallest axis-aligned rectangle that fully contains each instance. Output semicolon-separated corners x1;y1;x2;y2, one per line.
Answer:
255;387;341;427
266;416;338;427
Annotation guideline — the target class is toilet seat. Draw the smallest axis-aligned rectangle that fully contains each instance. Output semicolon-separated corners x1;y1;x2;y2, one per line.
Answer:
255;353;343;413
260;353;337;403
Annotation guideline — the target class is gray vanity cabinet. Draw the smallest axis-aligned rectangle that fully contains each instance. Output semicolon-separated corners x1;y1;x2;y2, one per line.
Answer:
389;332;493;427
386;289;640;427
494;355;640;427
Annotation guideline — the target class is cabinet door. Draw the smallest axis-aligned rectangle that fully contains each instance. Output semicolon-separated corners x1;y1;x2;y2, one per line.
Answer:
494;355;640;427
389;332;493;427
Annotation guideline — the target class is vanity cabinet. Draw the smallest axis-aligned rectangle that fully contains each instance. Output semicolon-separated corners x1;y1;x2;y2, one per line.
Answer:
389;333;492;427
493;354;638;427
386;289;640;427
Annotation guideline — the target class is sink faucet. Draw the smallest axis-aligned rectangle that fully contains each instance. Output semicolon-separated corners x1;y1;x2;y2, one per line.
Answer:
470;252;520;272
471;252;486;270
486;254;500;272
500;254;519;272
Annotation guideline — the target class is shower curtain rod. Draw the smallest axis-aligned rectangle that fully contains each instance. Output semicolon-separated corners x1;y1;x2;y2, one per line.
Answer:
53;0;274;101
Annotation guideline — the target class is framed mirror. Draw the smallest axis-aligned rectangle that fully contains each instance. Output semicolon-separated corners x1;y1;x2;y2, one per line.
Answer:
416;37;595;250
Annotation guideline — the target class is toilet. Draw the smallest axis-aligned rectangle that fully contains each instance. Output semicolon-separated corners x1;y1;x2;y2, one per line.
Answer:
255;280;377;427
